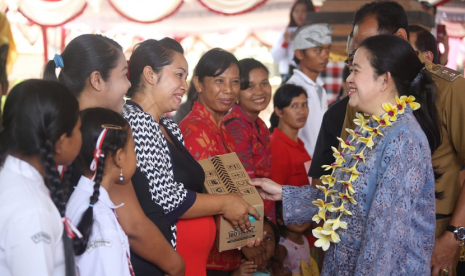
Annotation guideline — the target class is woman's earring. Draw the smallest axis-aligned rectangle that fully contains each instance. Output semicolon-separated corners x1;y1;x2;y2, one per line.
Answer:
119;168;124;182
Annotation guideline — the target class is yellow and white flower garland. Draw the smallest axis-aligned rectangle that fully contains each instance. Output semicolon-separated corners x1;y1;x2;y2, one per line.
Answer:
312;96;421;251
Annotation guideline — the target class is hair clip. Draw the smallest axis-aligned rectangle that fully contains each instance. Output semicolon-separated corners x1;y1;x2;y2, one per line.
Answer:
53;54;64;69
101;124;123;130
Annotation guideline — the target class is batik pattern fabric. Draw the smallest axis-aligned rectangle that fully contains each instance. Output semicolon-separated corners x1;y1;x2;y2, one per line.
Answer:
281;106;436;275
180;101;241;271
223;104;274;218
122;102;196;249
180;102;235;159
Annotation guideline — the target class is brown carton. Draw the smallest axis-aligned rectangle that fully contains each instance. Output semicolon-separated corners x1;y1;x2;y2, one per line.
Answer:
197;152;264;252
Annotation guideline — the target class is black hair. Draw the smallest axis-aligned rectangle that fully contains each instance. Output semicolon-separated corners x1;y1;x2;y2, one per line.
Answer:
293;48;306;66
72;108;130;255
127;38;184;97
238;58;269;90
269;84;308;133
353;0;409;40
360;34;441;154
408;25;439;64
0;79;80;276
193;48;240;83
264;216;280;246
288;0;315;28
43;34;123;97
336;66;351;100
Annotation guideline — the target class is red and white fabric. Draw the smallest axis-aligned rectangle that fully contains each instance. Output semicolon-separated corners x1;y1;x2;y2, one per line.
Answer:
320;61;345;104
17;0;87;27
198;0;267;15
107;0;183;23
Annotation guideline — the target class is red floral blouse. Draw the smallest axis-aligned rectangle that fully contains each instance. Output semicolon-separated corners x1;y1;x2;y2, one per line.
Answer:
180;101;241;271
223;104;275;220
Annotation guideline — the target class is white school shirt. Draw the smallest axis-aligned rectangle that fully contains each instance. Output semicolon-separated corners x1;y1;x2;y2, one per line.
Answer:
287;69;328;157
0;156;65;276
66;176;131;276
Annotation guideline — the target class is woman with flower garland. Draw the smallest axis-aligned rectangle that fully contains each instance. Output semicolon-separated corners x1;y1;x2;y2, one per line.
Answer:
250;34;441;275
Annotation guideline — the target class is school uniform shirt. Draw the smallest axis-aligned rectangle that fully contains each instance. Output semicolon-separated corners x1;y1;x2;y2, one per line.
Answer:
66;176;132;276
287;69;328;157
0;155;65;276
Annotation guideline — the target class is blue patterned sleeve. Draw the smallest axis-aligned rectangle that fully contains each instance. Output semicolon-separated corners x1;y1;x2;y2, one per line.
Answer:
356;125;436;274
282;185;319;225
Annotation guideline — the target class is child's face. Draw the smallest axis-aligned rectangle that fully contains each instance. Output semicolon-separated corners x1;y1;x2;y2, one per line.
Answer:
285;222;311;234
263;222;276;261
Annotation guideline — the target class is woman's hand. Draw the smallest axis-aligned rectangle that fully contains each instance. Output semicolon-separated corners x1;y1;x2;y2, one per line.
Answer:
249;178;283;201
231;260;258;276
222;193;260;232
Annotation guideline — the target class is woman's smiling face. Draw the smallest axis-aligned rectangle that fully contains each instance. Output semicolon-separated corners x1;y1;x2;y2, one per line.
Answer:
196;63;240;118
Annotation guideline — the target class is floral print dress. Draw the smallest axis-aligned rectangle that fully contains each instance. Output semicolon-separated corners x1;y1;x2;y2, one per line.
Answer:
281;106;436;275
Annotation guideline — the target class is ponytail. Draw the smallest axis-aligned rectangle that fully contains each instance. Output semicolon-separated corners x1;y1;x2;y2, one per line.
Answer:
269;111;279;134
409;67;441;153
43;60;59;81
73;156;105;255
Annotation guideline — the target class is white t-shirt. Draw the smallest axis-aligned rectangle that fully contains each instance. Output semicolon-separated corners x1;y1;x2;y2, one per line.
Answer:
66;176;132;276
0;156;65;276
287;69;328;157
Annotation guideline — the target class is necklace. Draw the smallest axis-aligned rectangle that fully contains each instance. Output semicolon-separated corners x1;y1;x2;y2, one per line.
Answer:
312;95;420;251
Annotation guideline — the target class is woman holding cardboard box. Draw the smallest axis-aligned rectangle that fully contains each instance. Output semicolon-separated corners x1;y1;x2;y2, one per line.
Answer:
123;39;260;276
222;58;274;220
180;48;267;276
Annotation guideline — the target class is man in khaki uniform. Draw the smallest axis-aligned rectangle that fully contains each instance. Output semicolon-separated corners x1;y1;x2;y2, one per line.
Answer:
341;2;465;275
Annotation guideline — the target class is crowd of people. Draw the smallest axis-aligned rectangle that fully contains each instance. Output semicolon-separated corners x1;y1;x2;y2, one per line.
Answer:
0;1;464;276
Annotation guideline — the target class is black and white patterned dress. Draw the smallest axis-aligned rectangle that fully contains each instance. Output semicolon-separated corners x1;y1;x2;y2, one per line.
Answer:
122;101;196;249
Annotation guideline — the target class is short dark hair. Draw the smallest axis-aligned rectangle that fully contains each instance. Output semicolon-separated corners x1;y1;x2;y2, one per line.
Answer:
127;38;184;97
193;48;240;83
353;0;409;39
293;49;306;65
43;34;123;97
408;25;439;64
238;58;269;90
360;34;440;153
288;0;315;28
270;84;308;132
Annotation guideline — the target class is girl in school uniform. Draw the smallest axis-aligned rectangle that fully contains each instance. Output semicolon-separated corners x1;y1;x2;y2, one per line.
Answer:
66;108;137;276
0;79;82;276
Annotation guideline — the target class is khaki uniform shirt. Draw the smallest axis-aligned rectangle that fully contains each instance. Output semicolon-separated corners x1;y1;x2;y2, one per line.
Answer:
340;52;465;236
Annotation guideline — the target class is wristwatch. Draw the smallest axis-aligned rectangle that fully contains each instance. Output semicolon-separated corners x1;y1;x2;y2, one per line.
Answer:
446;225;465;241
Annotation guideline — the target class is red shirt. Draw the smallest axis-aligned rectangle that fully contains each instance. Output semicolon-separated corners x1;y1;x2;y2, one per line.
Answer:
270;128;311;187
223;104;272;179
223;104;275;219
180;101;241;271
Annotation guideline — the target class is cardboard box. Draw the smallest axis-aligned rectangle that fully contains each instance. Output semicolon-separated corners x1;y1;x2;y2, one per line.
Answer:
198;152;264;252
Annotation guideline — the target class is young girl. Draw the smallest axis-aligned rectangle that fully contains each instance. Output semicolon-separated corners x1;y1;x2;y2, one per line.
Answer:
44;34;185;276
0;79;81;276
66;108;137;276
233;217;280;276
276;203;319;276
